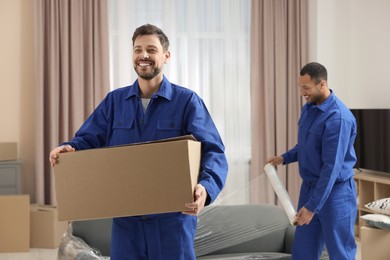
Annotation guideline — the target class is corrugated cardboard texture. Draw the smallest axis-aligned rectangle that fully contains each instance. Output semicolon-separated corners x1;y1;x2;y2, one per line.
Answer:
0;142;17;161
30;204;68;248
0;195;30;252
361;226;390;260
54;137;201;221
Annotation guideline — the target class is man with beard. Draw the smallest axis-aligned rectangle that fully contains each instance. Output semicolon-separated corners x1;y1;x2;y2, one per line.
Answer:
266;62;357;260
49;24;228;260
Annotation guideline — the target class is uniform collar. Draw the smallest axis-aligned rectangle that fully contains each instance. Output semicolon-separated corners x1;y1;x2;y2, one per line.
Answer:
125;75;173;101
309;89;335;112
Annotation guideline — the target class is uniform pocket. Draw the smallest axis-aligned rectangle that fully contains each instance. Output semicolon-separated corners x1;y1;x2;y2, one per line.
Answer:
306;123;324;150
156;118;183;139
111;116;135;145
318;181;351;220
113;117;134;129
157;118;182;130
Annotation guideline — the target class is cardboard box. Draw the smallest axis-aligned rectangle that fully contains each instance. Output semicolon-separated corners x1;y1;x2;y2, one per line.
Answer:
361;226;390;260
30;204;68;248
0;142;17;161
0;195;30;252
54;135;201;221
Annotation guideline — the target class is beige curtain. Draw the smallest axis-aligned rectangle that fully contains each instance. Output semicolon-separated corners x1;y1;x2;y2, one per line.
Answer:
250;0;308;207
34;0;110;204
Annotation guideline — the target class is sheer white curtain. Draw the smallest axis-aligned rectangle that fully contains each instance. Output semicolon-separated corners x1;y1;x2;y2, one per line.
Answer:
108;0;251;204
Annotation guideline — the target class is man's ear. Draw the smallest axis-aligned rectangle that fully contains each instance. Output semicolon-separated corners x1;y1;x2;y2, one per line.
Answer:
164;51;171;64
320;79;326;89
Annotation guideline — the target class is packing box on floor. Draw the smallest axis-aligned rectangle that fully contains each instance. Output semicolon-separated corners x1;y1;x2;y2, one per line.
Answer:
30;204;68;248
54;135;201;221
361;225;390;260
0;195;30;252
0;142;17;161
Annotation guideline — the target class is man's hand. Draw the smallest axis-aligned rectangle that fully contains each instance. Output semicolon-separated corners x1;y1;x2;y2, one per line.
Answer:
295;207;314;226
49;145;75;167
266;155;284;166
182;184;207;216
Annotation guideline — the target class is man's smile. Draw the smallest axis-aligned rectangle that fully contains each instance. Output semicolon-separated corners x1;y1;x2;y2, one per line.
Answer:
137;60;153;67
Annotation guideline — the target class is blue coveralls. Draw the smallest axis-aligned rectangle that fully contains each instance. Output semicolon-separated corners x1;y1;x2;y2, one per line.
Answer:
63;76;228;259
282;91;357;260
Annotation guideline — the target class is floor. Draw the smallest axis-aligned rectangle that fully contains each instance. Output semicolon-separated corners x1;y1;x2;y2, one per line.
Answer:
0;242;362;260
0;248;58;260
356;240;362;260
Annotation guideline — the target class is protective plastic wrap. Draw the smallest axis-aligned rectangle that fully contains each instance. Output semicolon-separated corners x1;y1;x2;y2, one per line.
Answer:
57;222;109;260
194;204;291;256
264;163;297;226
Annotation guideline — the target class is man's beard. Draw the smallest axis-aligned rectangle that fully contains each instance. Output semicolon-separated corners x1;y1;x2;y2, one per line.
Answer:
134;65;163;80
309;91;322;104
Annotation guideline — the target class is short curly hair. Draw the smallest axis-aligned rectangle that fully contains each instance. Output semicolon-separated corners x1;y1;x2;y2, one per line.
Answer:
300;62;327;84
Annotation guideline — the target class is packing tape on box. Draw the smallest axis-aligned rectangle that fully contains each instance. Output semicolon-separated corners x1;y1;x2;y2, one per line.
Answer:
264;163;297;226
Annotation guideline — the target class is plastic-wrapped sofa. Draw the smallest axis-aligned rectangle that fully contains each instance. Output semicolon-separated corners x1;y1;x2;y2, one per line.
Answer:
69;204;294;259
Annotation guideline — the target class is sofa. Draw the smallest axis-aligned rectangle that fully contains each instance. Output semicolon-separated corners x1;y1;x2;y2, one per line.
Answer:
71;218;112;257
70;204;295;259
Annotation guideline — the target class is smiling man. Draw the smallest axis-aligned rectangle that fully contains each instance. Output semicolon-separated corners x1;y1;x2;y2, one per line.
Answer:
266;62;358;260
49;24;228;260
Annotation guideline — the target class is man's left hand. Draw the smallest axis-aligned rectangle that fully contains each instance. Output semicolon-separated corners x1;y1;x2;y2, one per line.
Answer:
295;207;314;226
183;184;207;216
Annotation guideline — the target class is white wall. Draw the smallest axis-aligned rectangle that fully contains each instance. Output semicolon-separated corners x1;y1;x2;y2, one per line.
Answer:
0;0;36;200
309;0;390;109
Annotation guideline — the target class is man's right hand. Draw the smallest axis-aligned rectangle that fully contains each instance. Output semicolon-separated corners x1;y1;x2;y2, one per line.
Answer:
49;145;75;167
265;155;284;166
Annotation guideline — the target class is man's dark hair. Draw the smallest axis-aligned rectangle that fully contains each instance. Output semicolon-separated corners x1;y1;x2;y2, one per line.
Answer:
300;62;327;84
132;24;170;51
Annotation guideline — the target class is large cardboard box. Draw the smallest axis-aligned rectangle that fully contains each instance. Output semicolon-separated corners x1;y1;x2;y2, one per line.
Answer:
0;195;30;252
0;142;17;161
30;204;68;248
361;226;390;260
54;135;201;221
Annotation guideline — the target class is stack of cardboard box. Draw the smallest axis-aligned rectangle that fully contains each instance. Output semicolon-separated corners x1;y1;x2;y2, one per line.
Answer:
0;142;68;253
0;195;30;252
0;142;28;253
0;197;68;253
